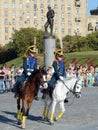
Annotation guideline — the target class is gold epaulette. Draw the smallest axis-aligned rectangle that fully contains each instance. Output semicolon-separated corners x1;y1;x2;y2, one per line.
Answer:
21;55;27;59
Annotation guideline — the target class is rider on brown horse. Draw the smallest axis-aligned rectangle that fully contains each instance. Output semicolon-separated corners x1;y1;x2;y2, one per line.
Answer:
13;45;39;100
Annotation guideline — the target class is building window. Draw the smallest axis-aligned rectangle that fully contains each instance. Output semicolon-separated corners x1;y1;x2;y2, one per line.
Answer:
68;21;71;27
12;2;15;8
76;28;80;34
68;28;71;34
47;0;50;3
34;19;37;25
5;28;8;33
61;20;65;26
67;0;70;2
19;3;23;8
34;4;37;10
61;13;64;18
40;4;44;9
26;19;30;24
54;4;58;9
5;35;9;41
41;20;44;25
61;5;65;10
55;20;58;26
12;12;16;18
41;12;44;17
26;0;30;2
4;2;8;8
12;19;16;25
4;19;9;25
19;12;23;17
67;5;71;10
12;27;15;33
55;29;58;33
26;3;30;8
68;13;71;19
62;28;64;34
19;19;23;25
26;11;30;18
4;11;8;17
34;12;37;18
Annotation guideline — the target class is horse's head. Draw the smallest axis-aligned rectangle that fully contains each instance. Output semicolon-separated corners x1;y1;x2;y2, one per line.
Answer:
73;78;82;98
38;68;48;89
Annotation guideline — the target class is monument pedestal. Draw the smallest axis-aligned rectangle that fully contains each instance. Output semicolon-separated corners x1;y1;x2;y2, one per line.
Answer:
44;34;56;69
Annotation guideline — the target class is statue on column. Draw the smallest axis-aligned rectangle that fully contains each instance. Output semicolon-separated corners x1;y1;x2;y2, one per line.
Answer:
44;5;55;35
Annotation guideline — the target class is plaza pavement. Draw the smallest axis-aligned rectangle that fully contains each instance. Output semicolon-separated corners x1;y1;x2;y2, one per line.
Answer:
0;87;98;130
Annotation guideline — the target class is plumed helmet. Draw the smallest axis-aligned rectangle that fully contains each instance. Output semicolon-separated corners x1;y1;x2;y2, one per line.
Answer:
27;45;37;53
54;49;63;58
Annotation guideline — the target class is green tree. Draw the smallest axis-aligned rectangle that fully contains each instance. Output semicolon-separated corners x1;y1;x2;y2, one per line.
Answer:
87;32;98;50
7;27;44;56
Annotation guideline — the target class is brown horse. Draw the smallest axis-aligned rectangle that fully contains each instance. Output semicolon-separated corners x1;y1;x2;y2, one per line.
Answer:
16;68;48;128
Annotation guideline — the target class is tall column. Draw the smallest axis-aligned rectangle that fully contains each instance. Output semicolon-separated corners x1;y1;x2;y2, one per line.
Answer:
44;35;56;69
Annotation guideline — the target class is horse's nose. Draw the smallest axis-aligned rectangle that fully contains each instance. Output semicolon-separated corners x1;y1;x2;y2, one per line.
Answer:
75;93;81;98
43;83;48;89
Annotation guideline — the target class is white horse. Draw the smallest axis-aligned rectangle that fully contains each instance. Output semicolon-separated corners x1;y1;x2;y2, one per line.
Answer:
41;76;83;124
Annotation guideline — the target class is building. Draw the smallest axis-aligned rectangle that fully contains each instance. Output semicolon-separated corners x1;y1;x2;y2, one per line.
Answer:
0;0;88;46
87;7;98;34
90;7;98;15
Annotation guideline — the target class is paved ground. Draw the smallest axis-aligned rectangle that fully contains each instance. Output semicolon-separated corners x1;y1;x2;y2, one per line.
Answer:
0;87;98;130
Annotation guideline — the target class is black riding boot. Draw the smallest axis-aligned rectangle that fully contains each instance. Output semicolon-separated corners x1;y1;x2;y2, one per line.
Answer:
13;82;20;98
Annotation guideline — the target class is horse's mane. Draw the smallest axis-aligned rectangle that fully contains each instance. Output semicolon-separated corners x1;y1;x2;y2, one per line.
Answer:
64;76;76;81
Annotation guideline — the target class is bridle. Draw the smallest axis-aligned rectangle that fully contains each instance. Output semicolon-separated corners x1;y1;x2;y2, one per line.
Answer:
40;73;48;87
60;79;81;95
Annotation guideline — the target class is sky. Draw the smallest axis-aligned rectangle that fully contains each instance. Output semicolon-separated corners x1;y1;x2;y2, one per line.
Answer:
87;0;98;15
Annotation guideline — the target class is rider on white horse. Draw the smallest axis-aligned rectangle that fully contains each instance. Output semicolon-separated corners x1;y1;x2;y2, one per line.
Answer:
42;49;67;99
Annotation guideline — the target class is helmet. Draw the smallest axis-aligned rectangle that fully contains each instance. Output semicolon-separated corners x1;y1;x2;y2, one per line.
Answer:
54;49;63;58
27;45;37;53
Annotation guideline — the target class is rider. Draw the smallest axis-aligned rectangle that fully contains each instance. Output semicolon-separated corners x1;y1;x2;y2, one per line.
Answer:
14;45;39;100
48;49;69;102
49;49;66;86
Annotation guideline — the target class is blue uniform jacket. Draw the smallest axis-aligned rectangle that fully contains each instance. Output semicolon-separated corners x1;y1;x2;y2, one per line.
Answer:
53;60;66;79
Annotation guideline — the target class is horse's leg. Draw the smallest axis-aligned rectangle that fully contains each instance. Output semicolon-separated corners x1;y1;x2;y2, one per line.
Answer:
42;100;48;120
42;100;52;120
49;100;57;124
21;99;27;129
54;101;65;121
26;99;34;116
17;97;22;125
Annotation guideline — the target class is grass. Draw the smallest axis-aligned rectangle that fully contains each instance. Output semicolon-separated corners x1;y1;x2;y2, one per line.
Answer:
0;51;98;68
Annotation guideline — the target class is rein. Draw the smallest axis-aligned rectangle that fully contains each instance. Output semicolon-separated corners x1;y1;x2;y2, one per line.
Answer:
40;81;47;86
59;79;78;95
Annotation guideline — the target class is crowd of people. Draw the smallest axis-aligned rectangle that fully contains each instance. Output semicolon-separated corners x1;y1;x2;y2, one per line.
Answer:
0;64;23;93
0;48;98;94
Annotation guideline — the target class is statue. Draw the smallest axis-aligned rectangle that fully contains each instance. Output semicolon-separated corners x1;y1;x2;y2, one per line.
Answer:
44;5;55;35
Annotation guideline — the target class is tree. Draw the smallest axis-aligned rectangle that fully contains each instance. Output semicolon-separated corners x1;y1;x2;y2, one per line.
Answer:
7;28;44;56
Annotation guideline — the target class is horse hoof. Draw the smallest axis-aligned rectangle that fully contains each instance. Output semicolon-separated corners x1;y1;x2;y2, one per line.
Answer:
17;120;22;125
41;117;46;121
17;121;21;125
49;121;54;125
54;117;58;122
41;117;49;122
21;124;26;129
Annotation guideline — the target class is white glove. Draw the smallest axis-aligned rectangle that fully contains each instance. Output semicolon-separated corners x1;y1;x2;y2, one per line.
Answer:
59;76;64;80
27;72;31;76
